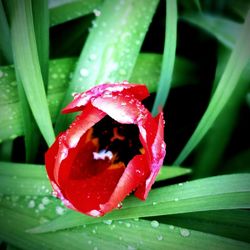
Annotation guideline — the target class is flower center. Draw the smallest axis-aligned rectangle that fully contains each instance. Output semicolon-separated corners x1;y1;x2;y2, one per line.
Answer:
92;115;144;165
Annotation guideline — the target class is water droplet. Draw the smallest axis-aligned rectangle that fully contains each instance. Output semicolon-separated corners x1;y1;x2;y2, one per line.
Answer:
157;235;163;241
28;200;35;208
117;202;123;209
89;54;97;61
38;204;45;210
125;222;131;228
52;73;58;79
178;183;183;186
42;197;50;205
93;9;101;16
80;68;89;77
93;247;98;250
56;206;64;215
121;102;127;106
151;220;159;228
127;246;136;250
103;220;112;225
88;240;92;245
174;198;179;202
169;225;175;230
0;71;3;78
180;228;190;237
92;229;96;234
152;201;157;206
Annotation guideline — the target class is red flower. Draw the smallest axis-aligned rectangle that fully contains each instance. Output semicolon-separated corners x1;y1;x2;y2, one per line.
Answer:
45;82;166;217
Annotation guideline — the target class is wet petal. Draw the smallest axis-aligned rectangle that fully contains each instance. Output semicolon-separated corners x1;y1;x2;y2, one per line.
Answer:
99;154;148;215
135;112;166;200
62;82;149;114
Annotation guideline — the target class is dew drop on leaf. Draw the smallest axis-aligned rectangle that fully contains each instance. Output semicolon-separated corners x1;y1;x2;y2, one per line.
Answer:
151;220;159;228
180;228;190;237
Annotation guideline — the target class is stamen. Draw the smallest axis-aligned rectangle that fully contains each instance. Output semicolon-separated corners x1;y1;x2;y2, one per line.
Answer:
110;127;125;142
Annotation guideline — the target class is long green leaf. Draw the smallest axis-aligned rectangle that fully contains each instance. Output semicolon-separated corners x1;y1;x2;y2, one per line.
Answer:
152;0;178;115
55;0;160;133
0;1;12;65
7;0;55;146
49;0;102;26
193;47;250;178
174;10;250;165
28;174;250;233
181;13;241;50
156;209;250;243
1;208;249;250
0;54;196;142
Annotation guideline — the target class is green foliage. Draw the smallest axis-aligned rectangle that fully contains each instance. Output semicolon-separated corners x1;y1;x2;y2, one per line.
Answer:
0;0;250;249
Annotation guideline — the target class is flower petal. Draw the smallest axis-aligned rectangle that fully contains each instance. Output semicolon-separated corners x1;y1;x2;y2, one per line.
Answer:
99;154;149;215
135;112;166;200
62;82;149;114
92;93;144;124
45;103;106;188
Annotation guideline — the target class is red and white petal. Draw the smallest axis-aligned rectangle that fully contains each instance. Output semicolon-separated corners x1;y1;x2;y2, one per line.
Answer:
62;82;149;114
135;112;166;200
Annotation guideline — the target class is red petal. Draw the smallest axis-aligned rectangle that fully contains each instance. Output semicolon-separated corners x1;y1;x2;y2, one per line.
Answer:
92;93;144;124
99;154;148;215
62;82;149;114
46;103;106;188
63;165;125;216
135;112;166;200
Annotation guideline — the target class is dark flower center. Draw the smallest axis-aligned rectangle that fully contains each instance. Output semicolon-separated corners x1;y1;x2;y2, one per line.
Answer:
92;116;144;165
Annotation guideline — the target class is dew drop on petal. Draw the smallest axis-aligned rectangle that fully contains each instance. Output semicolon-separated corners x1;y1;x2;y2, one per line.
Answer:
151;220;159;228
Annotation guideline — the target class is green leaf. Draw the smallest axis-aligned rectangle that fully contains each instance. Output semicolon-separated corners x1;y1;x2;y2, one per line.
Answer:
174;10;250;165
7;0;55;146
155;209;250;243
1;207;250;250
182;13;242;49
54;0;160;133
28;174;250;233
193;46;250;178
0;1;12;65
49;0;102;26
155;166;191;181
152;0;178;115
0;54;197;142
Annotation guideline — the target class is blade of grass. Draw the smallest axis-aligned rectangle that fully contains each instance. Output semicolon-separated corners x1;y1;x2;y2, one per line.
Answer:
152;0;178;115
0;1;12;65
1;208;249;250
32;0;49;89
54;0;160;133
156;166;191;181
174;10;250;165
49;0;102;26
28;173;250;233
155;209;250;243
181;13;241;50
193;47;250;178
7;0;55;146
